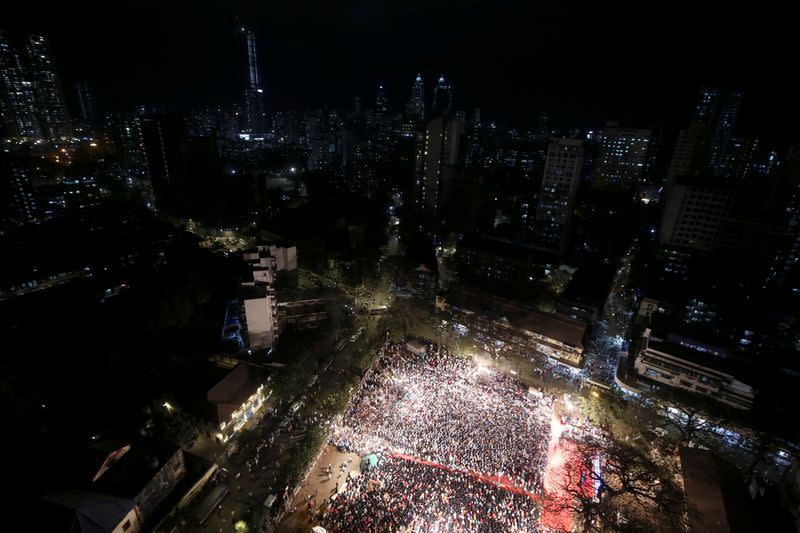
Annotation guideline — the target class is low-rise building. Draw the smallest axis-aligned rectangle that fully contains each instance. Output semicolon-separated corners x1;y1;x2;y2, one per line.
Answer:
633;328;754;409
42;490;143;533
207;363;269;441
48;438;186;533
437;287;586;367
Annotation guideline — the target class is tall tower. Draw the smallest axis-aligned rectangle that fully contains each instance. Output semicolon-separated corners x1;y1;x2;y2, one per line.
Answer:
25;34;70;139
432;75;452;117
534;139;585;253
0;31;41;138
415;114;464;216
708;90;743;176
410;73;425;120
74;81;96;128
242;27;264;134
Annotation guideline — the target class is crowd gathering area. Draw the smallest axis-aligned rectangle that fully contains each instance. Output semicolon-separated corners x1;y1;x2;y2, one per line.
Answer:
324;340;567;532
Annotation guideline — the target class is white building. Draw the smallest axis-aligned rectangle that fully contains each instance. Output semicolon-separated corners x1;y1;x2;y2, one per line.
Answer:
633;328;754;409
240;244;296;352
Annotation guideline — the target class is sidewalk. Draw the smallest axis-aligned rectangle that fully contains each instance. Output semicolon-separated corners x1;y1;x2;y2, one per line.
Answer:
276;445;360;533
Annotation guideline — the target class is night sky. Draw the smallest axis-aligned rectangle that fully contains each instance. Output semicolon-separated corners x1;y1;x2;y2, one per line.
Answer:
5;1;797;138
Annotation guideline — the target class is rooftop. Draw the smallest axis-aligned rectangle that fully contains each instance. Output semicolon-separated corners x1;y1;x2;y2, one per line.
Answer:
91;438;181;500
679;447;731;533
445;286;586;348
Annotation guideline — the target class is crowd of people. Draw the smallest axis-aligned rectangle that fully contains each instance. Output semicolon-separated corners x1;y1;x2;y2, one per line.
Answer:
324;455;541;532
330;341;554;495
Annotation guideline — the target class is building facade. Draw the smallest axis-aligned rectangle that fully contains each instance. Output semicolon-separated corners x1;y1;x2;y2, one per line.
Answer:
659;178;735;252
436;287;586;367
593;128;651;188
633;328;754;409
534;138;585;252
25;34;70;139
415;115;464;215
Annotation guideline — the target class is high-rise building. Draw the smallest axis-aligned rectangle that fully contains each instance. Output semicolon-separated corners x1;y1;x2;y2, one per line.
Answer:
105;112;153;208
667;121;708;182
185;107;215;137
372;84;390;142
0;30;40;138
533;138;585;253
374;84;387;115
694;87;719;121
691;88;744;174
241;28;264;134
415;114;464;215
593;128;651;188
431;75;452;117
722;137;758;181
304;108;333;171
410;73;425;121
659;177;735;252
1;152;38;223
74;81;96;128
537;112;549;140
765;145;800;290
25;34;70;139
708;90;743;176
139;112;186;210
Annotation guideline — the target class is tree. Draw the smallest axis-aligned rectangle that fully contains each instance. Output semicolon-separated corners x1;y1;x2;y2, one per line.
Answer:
141;400;199;449
576;390;639;437
649;388;741;449
546;436;687;533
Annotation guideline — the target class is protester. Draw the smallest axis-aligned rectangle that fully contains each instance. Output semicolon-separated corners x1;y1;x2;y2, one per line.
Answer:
325;456;540;532
330;342;553;495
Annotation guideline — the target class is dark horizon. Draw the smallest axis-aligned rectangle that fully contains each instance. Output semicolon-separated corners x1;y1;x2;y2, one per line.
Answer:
3;1;797;140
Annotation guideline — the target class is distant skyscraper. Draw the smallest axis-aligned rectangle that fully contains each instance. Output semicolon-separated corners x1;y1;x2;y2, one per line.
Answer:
470;108;481;133
25;34;70;139
766;145;800;290
186;107;215;137
722;137;758;181
410;74;425;120
534;138;585;253
0;30;40;138
667;121;708;182
593;128;651;188
1;152;38;223
105;112;153;208
241;28;264;133
74;81;96;128
304;108;333;171
431;75;452;117
708;90;743;176
537;112;549;140
694;87;719;121
374;84;387;115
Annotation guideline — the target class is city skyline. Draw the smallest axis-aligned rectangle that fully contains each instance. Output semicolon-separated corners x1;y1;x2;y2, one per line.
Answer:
1;2;797;139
